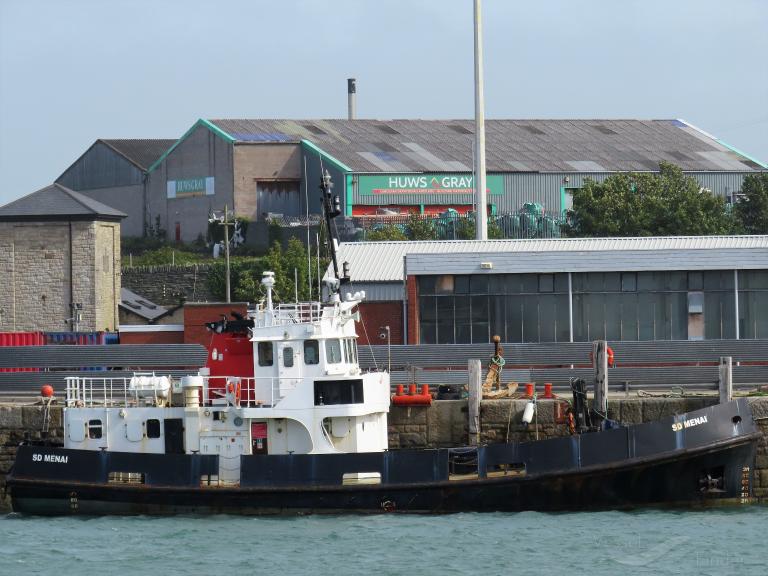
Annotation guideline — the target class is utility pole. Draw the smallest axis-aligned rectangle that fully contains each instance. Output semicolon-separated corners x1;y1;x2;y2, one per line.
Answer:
210;205;234;303
473;0;488;240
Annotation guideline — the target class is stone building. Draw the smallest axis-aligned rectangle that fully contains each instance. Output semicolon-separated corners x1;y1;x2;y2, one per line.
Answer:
0;183;125;332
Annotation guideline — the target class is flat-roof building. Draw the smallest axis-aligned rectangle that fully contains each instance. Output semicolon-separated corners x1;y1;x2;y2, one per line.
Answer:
332;237;768;345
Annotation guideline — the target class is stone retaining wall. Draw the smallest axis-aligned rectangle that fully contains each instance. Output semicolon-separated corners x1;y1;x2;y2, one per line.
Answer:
2;397;767;510
121;264;216;306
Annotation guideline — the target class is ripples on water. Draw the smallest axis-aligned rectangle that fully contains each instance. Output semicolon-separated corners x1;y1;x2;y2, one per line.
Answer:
1;507;766;576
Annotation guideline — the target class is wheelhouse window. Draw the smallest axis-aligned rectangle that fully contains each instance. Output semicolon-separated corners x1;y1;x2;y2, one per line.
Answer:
146;419;161;439
88;419;103;439
326;339;342;364
257;341;274;367
283;346;294;368
314;379;364;405
304;340;319;365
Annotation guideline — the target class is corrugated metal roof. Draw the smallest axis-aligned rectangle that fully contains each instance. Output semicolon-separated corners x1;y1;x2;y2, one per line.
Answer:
100;139;176;171
0;183;127;220
335;236;768;282
209;119;766;173
119;288;168;321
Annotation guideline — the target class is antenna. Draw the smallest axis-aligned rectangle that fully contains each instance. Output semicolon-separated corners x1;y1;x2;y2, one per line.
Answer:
304;155;312;299
316;232;321;298
319;169;350;300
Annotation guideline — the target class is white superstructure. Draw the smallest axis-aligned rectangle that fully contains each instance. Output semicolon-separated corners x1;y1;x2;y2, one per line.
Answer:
62;271;390;485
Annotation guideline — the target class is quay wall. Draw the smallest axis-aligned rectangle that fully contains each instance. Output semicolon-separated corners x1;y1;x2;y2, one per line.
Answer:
2;397;767;510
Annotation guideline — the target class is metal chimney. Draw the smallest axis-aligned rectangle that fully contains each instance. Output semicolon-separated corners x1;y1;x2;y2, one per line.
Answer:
347;78;357;120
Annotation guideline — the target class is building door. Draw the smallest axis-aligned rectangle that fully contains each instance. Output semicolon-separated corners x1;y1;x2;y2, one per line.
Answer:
175;222;181;243
277;342;301;397
251;422;268;454
257;180;301;218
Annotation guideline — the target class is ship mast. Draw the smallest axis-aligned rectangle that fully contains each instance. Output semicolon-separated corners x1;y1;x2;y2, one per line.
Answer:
319;170;350;299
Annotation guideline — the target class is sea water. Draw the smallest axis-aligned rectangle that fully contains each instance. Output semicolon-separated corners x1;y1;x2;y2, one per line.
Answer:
1;507;766;576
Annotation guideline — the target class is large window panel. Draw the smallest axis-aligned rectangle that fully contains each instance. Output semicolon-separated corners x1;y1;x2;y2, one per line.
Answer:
419;276;436;295
437;297;455;344
419;296;437;344
670;292;688;340
704;292;726;340
489;297;506;341
455;296;471;344
604;293;622;340
586;294;606;341
538;294;556;342
471;296;489;343
638;293;657;340
520;274;538;293
506;296;523;343
572;294;587;342
555;294;571;342
522;295;539;343
620;293;639;340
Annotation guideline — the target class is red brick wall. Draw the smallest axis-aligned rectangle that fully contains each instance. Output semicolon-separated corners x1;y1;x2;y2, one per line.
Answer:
184;303;248;348
406;275;419;344
357;302;403;345
119;331;184;345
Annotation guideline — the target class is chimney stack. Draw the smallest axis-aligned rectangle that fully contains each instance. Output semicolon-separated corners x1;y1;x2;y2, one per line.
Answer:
347;78;357;120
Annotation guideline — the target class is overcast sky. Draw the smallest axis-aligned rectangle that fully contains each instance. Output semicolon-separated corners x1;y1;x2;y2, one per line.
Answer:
0;0;766;206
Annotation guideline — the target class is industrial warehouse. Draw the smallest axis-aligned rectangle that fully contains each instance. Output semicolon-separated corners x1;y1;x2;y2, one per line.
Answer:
54;117;767;241
335;236;768;345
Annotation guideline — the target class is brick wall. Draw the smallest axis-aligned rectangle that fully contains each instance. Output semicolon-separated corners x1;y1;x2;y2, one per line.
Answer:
119;330;184;345
406;275;418;344
357;302;403;345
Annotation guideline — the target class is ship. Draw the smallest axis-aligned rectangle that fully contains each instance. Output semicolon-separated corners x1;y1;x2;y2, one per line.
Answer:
6;173;760;515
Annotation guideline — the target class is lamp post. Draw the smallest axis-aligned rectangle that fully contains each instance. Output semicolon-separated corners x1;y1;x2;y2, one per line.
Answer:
473;0;488;240
210;205;234;303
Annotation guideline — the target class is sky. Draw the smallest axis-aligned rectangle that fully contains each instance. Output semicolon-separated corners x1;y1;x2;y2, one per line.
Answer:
0;0;766;206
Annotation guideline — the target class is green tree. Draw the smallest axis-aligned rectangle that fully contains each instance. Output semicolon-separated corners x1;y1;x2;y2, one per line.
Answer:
406;213;437;240
734;173;768;234
282;237;313;301
365;224;407;241
455;217;475;239
567;162;735;237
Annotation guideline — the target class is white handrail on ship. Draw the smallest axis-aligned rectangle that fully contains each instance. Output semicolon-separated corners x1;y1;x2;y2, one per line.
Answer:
64;375;303;408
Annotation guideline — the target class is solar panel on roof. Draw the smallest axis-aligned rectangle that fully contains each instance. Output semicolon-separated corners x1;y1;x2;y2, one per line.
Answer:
667;150;692;162
521;125;546;135
374;141;399;153
375;124;400;135
590;124;617;135
448;124;473;135
301;123;327;135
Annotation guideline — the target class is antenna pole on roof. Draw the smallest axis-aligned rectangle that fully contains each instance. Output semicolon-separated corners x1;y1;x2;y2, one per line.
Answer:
473;0;488;240
320;170;349;299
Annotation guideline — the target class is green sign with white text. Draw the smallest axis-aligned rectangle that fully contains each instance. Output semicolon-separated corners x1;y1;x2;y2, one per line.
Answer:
358;173;503;196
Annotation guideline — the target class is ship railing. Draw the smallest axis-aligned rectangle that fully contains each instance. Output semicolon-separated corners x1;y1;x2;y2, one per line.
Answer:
63;374;303;409
65;375;170;408
200;375;302;408
253;302;330;327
